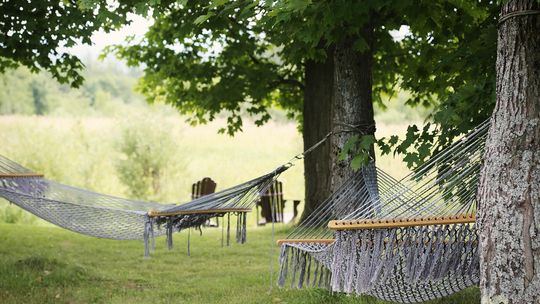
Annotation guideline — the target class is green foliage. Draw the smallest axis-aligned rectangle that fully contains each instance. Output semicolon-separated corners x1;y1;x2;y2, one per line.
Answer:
107;0;304;135
339;135;376;171
0;201;37;225
1;0;500;171
115;116;179;201
376;2;498;168
109;0;416;134
0;1;134;87
31;79;48;115
107;0;499;172
0;68;35;115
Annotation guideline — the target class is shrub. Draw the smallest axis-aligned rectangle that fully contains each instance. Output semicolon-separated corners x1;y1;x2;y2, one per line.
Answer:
115;115;184;202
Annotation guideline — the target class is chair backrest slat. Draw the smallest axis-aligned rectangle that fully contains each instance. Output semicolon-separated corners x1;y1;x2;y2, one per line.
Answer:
192;177;217;200
259;180;285;223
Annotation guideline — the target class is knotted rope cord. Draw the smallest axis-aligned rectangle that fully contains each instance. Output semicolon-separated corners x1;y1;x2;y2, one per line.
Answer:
333;122;377;135
283;131;333;168
268;126;370;291
284;120;377;169
343;120;489;220
279;121;390;242
498;9;540;25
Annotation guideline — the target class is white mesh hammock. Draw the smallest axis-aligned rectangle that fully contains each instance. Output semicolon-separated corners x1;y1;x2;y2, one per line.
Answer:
0;155;288;256
277;120;489;303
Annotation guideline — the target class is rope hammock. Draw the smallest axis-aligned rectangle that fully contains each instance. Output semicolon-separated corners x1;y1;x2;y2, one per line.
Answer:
277;120;489;303
0;155;291;256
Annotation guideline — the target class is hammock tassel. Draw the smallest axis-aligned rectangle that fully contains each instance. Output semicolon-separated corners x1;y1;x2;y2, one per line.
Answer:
289;247;298;289
277;245;289;287
241;212;247;243
143;214;152;258
304;254;311;289
166;218;173;250
318;261;325;288
150;218;156;252
187;228;191;257
236;213;242;243
226;213;231;247
221;218;225;248
312;259;319;288
297;251;307;289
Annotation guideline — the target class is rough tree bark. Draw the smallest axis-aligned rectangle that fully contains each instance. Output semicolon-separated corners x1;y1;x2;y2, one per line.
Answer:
478;1;540;303
301;54;334;222
330;28;375;217
300;28;375;220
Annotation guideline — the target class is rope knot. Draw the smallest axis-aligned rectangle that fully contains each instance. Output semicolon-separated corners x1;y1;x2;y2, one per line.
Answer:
334;121;376;135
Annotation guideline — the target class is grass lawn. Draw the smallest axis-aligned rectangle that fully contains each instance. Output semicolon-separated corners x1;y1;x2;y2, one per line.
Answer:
0;223;479;304
0;114;478;303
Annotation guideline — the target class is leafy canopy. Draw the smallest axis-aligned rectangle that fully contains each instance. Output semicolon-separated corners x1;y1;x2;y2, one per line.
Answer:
109;0;498;168
0;0;500;169
0;0;136;87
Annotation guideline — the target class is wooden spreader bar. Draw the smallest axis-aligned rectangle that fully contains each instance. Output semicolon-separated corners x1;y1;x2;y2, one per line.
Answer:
0;173;44;178
147;208;252;217
328;214;475;230
276;239;335;246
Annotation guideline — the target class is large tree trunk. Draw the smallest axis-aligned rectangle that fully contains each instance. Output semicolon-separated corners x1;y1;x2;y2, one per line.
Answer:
478;1;540;303
301;54;334;222
330;29;375;217
300;28;375;220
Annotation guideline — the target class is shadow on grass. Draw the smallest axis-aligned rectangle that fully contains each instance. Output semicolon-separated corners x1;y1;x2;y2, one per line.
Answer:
1;256;100;303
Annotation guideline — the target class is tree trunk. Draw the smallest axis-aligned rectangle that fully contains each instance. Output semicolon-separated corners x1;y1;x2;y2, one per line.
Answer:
330;29;375;217
478;1;540;303
301;54;334;222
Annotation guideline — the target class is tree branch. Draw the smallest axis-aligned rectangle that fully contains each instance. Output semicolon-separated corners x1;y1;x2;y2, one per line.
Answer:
271;77;305;90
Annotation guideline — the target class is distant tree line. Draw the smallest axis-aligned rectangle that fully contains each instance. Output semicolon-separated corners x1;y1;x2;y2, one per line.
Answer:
0;63;143;116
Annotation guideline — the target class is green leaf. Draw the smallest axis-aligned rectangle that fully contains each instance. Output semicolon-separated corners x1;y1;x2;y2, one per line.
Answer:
359;135;375;151
338;135;359;161
284;0;312;12
213;0;229;6
194;12;215;25
403;153;419;168
353;37;369;52
377;139;391;155
351;153;368;171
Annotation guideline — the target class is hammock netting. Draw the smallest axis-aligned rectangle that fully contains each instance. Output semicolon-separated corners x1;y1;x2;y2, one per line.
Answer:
0;155;287;256
277;120;489;303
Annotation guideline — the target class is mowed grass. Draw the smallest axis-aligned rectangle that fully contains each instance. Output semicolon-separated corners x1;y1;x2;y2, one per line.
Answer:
0;223;479;304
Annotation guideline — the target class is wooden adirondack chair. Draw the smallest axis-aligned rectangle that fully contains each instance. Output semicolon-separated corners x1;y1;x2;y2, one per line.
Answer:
191;177;218;226
192;177;217;200
256;180;301;225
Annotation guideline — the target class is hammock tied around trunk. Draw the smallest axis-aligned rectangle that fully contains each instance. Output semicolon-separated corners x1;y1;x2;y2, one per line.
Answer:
277;120;489;303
